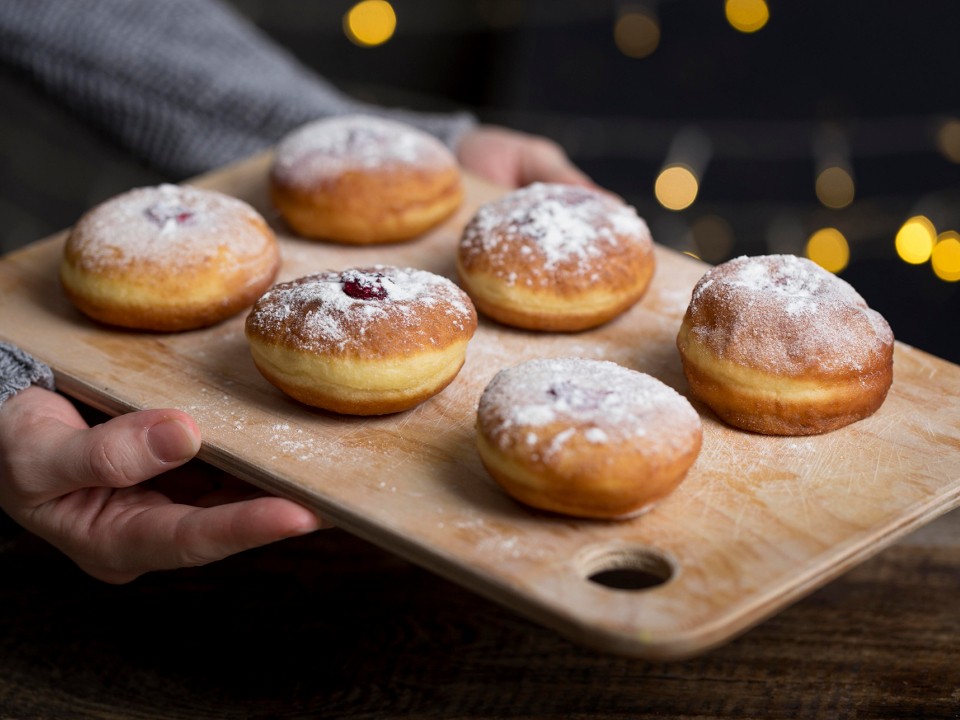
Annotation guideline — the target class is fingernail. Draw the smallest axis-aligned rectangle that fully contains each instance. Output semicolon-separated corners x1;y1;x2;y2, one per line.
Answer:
147;419;199;463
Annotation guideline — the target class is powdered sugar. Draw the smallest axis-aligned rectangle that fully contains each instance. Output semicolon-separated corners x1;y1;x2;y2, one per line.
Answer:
246;265;476;354
686;254;894;373
478;357;700;459
67;184;272;271
459;182;651;286
271;114;455;188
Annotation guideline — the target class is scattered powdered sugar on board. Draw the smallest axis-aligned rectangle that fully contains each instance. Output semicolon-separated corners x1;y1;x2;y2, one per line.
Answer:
478;357;700;460
272;114;454;187
686;254;894;374
246;265;475;353
68;184;271;271
459;182;651;284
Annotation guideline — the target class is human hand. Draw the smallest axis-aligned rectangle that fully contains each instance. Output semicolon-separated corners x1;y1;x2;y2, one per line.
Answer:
456;125;597;190
0;387;324;584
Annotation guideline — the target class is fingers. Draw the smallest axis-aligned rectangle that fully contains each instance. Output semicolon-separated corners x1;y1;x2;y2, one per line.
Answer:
77;495;325;584
1;387;201;503
456;125;597;190
517;138;597;189
1;386;327;585
39;409;201;499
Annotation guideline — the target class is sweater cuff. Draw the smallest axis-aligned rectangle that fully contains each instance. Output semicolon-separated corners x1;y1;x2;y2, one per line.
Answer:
0;342;56;408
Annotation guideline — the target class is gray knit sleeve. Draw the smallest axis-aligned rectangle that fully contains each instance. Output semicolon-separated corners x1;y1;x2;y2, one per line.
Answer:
0;0;476;178
0;342;55;408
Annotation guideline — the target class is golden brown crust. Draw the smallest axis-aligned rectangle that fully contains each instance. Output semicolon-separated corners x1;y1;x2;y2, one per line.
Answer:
269;115;463;244
245;266;478;415
476;358;702;519
60;184;280;332
676;254;895;435
457;183;655;331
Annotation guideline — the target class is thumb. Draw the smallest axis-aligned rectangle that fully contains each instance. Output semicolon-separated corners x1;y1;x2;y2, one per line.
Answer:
37;409;201;499
519;145;597;189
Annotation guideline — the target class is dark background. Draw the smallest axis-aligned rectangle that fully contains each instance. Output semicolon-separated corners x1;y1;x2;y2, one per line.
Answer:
2;0;958;363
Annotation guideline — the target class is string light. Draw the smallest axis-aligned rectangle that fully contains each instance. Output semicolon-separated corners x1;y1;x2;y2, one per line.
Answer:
931;232;960;282
895;216;936;264
691;214;735;263
344;0;396;47
655;126;711;211
655;165;699;210
813;124;855;209
806;227;850;273
935;118;960;163
815;167;855;209
614;3;660;59
724;0;770;33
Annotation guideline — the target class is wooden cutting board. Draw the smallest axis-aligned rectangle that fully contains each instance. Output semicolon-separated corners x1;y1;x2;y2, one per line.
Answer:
3;152;959;660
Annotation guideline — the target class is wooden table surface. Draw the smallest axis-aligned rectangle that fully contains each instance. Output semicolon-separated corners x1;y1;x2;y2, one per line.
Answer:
1;478;959;719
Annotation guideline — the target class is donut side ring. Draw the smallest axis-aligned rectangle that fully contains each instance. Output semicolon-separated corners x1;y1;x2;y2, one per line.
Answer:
269;115;464;244
60;185;281;332
676;254;894;435
245;266;478;415
457;183;656;332
476;358;702;519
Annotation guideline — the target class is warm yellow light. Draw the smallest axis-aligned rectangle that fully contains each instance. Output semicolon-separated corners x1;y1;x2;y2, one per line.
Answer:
655;164;699;211
806;227;849;273
931;231;960;282
691;214;734;263
936;118;960;163
725;0;769;33
344;0;396;47
895;215;936;265
815;166;855;209
614;11;660;58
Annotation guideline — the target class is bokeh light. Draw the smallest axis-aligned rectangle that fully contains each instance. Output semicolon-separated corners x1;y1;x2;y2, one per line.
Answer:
344;0;396;47
931;231;960;282
936;118;960;163
806;227;850;273
725;0;770;33
815;166;855;209
895;215;936;264
614;10;660;58
655;164;699;211
691;214;734;263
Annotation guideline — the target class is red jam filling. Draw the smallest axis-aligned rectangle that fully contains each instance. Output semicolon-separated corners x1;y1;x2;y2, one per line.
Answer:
341;270;387;300
145;203;194;227
547;380;613;411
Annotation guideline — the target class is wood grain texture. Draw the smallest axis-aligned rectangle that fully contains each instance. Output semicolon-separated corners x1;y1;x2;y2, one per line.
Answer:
2;152;959;660
2;506;960;719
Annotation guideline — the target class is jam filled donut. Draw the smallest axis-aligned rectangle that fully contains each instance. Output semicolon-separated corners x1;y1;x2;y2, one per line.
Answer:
269;115;464;244
476;357;702;519
245;266;478;415
456;183;655;331
60;184;280;332
676;254;895;435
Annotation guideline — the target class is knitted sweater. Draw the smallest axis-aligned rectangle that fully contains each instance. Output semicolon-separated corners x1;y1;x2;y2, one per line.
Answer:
0;0;476;177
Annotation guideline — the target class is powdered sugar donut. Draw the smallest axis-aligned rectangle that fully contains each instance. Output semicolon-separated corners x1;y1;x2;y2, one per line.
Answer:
269;115;464;244
476;357;702;519
60;184;280;331
457;183;655;331
245;265;478;415
676;254;895;435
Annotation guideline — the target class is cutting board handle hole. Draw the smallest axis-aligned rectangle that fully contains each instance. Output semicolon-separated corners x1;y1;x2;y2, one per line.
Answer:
580;546;673;592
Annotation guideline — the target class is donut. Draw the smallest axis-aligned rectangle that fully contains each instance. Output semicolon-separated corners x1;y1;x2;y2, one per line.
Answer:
676;254;895;435
245;266;478;415
60;184;280;332
456;182;655;332
476;357;702;519
269;114;464;244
